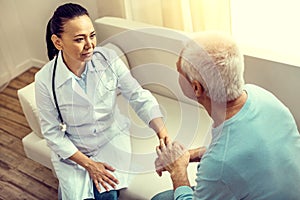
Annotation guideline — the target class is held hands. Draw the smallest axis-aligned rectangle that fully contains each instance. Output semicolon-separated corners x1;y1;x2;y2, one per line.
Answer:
85;160;119;192
154;140;207;189
155;138;190;177
155;139;207;176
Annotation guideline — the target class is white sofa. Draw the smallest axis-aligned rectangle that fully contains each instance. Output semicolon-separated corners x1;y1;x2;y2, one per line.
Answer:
18;17;212;200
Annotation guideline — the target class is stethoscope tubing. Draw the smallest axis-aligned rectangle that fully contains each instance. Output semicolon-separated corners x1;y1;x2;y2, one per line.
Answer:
51;50;108;132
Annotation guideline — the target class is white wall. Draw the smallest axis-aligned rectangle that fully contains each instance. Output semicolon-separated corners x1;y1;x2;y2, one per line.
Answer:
16;0;99;62
0;1;32;85
244;56;300;129
0;0;99;86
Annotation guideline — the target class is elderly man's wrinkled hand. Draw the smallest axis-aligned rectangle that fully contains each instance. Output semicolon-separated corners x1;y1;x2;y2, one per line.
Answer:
155;139;190;175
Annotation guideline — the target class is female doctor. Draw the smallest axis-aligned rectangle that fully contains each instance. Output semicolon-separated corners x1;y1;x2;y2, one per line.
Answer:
35;3;169;200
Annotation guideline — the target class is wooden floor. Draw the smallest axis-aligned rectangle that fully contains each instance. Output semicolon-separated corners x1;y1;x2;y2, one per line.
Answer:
0;67;58;200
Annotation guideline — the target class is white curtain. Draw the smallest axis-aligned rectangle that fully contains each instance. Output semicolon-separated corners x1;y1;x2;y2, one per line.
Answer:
99;0;231;33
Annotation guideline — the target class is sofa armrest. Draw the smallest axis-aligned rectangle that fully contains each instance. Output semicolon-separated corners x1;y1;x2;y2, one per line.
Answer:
18;82;43;138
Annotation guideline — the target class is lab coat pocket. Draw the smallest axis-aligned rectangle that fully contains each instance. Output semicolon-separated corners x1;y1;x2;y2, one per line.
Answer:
95;85;117;109
98;66;118;92
93;68;118;106
59;103;92;126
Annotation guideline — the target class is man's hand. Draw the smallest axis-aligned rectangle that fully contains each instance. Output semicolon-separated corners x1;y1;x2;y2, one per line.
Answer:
156;139;190;174
155;139;190;189
155;145;206;176
189;146;207;162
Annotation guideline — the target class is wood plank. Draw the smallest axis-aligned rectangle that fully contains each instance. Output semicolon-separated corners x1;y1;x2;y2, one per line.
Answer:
0;67;59;200
15;71;35;85
0;129;26;157
1;67;39;98
29;67;40;74
7;79;28;90
11;67;39;87
0;168;57;200
0;93;24;115
0;117;31;139
0;180;40;200
1;86;18;99
0;144;58;195
0;144;25;169
17;158;59;190
0;107;30;128
0;142;58;199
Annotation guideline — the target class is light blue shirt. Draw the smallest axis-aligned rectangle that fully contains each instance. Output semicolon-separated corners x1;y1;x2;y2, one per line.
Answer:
73;64;88;93
175;84;300;200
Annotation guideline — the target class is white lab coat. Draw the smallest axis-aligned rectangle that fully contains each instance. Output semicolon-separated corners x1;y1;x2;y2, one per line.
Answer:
35;47;163;199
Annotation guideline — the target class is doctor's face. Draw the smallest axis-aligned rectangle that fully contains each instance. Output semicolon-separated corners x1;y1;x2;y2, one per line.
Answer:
59;15;96;65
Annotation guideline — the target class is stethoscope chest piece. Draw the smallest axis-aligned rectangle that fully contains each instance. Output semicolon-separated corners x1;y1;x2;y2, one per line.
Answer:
59;122;67;132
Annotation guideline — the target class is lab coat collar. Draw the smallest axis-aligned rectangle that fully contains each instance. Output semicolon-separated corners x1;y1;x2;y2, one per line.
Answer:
55;51;74;89
54;49;105;88
54;51;92;104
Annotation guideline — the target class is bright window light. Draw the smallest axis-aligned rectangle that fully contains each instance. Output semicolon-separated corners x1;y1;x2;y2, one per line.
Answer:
230;0;300;66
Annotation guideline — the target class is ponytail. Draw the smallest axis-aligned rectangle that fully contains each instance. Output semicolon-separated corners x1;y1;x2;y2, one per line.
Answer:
45;3;89;61
46;18;58;60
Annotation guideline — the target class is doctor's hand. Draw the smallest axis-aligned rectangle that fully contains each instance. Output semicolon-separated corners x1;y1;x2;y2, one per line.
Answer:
69;150;119;192
86;161;119;192
155;139;190;175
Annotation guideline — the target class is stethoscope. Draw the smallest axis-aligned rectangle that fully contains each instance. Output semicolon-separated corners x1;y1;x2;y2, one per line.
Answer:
52;50;117;132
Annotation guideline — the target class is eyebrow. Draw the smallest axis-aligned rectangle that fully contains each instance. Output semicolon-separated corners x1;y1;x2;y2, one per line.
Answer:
74;31;96;38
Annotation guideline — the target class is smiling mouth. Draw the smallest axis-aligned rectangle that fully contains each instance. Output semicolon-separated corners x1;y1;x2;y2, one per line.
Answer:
82;52;93;57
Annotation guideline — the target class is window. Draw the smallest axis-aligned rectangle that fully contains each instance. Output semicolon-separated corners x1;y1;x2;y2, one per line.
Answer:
230;0;300;66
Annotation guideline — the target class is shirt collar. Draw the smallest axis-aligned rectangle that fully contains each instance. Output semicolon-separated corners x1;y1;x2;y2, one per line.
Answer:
55;51;90;88
72;63;88;81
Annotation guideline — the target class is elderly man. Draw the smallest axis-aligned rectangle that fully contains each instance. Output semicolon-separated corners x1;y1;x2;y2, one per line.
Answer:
152;32;300;200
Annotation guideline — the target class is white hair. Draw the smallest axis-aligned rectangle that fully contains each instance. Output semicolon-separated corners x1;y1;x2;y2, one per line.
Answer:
180;32;245;103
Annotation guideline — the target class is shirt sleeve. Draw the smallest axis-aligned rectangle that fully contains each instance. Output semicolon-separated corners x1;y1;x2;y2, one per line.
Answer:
174;186;194;200
191;161;237;200
35;70;78;159
119;71;163;124
106;48;163;125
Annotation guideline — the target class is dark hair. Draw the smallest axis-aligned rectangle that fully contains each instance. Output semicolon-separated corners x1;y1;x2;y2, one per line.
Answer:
46;3;89;60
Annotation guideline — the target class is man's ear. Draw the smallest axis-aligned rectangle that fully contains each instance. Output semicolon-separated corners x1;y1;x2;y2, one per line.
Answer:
191;80;204;98
51;34;63;50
